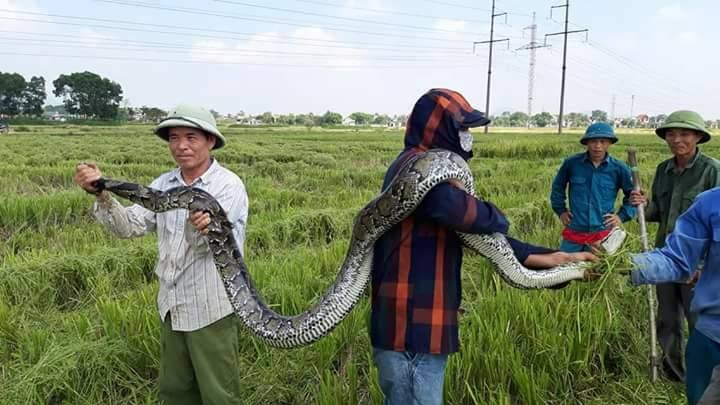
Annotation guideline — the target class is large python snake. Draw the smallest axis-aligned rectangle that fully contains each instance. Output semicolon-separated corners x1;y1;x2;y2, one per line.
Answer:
93;150;593;348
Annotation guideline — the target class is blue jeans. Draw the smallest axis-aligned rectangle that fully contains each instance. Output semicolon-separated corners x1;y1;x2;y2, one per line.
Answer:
699;365;720;404
686;329;720;405
373;348;449;405
559;239;592;253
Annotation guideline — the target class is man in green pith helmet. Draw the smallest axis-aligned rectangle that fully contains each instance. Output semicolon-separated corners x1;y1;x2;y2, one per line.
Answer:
630;110;720;383
74;105;247;404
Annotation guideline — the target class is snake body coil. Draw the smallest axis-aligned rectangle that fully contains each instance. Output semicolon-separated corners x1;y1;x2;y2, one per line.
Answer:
95;150;590;348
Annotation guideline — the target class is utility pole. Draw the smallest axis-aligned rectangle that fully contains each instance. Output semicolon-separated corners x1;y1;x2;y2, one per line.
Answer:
473;0;508;133
545;0;588;134
611;94;616;127
517;12;549;128
630;94;635;120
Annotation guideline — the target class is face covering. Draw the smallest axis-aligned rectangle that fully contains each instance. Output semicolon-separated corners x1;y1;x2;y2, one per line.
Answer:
459;129;473;152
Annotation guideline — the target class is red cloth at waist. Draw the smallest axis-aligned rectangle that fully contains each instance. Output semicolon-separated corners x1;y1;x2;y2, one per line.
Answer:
561;227;611;245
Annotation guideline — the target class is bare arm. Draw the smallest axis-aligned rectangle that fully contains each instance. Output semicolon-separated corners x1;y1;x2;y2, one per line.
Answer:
524;251;598;268
75;162;157;238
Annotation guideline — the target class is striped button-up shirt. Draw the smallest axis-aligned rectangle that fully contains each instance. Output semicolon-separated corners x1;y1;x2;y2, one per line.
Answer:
93;159;248;331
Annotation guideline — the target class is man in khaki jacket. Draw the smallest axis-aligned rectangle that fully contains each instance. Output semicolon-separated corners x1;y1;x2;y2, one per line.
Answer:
631;110;720;383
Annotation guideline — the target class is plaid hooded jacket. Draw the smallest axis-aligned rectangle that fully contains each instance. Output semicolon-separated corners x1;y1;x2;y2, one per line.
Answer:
370;89;513;354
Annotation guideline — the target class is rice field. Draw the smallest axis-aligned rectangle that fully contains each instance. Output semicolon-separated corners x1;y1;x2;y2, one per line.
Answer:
2;124;713;404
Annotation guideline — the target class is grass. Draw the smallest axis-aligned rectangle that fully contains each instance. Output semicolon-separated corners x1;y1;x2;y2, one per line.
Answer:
1;124;713;404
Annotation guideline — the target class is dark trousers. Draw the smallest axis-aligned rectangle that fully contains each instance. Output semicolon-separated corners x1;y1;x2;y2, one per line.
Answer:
159;314;242;405
698;365;720;405
686;330;720;405
657;282;697;382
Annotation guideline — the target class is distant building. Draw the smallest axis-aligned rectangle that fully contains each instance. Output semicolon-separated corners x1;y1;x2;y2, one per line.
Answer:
235;117;261;125
387;118;405;129
49;112;67;122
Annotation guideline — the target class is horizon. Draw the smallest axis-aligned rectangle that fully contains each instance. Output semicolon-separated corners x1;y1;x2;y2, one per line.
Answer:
2;0;719;119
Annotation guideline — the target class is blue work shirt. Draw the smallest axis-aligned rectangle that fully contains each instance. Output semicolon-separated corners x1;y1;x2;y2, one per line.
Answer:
550;152;636;232
632;187;720;344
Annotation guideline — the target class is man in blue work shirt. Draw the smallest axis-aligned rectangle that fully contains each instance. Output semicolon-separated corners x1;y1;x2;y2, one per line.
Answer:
629;187;720;405
550;122;636;252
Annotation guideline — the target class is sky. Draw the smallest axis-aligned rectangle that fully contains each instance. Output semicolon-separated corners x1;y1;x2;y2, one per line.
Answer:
2;0;719;119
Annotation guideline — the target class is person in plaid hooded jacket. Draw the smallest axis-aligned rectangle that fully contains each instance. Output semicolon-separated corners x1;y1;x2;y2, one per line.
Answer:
370;89;595;405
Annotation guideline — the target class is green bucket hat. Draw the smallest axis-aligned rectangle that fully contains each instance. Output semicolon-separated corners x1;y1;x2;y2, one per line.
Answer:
580;122;618;145
655;110;711;144
154;104;226;150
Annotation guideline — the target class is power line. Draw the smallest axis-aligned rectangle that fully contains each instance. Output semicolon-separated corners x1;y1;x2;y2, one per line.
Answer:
545;15;703;100
208;0;490;35
508;46;683;115
516;12;549;127
561;50;686;103
417;0;532;16
0;30;471;56
417;0;491;12
0;51;484;69
498;44;680;116
513;50;613;101
0;37;472;61
545;0;588;134
473;0;509;133
282;0;491;24
543;48;683;114
0;13;474;52
94;0;486;40
585;40;700;99
560;44;701;108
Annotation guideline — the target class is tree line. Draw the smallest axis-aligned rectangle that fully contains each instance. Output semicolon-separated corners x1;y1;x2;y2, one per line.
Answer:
234;111;405;127
0;71;122;120
2;70;719;129
0;73;46;117
486;110;720;129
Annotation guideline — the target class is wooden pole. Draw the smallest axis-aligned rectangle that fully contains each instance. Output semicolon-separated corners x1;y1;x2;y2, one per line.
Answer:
627;148;658;382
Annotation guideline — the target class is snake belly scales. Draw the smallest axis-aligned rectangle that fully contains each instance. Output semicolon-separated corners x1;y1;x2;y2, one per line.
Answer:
93;149;590;348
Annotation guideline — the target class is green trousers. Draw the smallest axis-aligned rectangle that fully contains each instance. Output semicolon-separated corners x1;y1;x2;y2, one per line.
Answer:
159;314;242;405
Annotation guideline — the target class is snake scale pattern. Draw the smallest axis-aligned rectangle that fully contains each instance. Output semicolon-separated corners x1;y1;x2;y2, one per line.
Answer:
94;150;591;348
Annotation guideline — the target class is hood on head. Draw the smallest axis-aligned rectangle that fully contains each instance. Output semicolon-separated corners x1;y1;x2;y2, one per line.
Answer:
403;88;490;160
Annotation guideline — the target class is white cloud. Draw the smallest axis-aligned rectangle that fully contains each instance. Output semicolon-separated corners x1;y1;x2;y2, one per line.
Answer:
0;0;39;13
433;19;466;33
431;18;468;43
344;0;384;11
189;27;368;68
656;4;691;20
0;0;44;32
75;29;115;48
677;31;698;42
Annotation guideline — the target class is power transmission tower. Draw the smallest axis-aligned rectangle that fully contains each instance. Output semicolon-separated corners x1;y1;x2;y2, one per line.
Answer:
516;12;549;128
545;0;588;134
473;0;508;133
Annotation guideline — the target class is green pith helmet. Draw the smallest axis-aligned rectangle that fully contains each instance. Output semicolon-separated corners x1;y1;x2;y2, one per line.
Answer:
580;122;618;145
154;104;226;149
655;110;711;144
